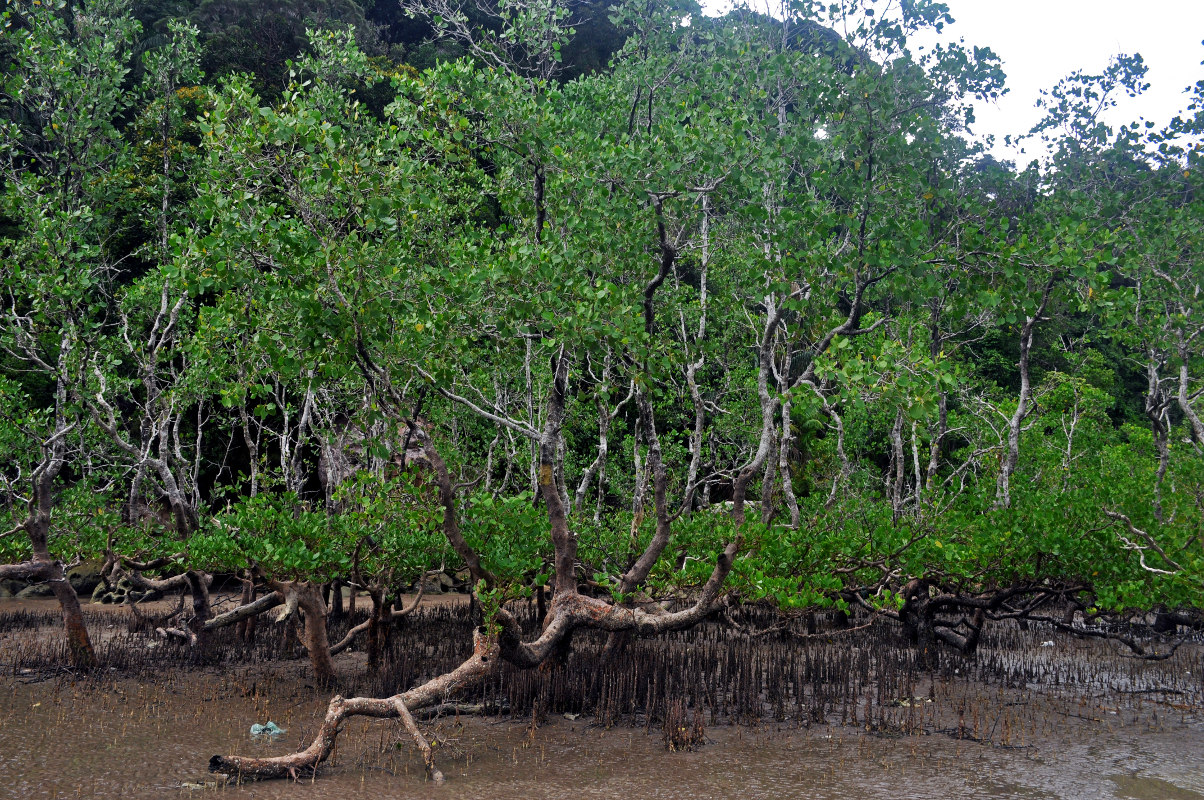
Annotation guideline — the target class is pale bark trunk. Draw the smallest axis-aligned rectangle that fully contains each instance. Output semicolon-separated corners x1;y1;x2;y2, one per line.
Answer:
996;278;1055;509
926;391;948;489
889;409;906;517
779;394;799;528
573;361;630;518
683;194;710;515
539;349;576;597
617;392;672;595
760;431;778;526
1175;333;1204;448
236;376;260;497
733;300;785;524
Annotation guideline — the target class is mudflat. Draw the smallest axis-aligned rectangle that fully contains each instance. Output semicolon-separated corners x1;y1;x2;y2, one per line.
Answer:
1;598;1200;800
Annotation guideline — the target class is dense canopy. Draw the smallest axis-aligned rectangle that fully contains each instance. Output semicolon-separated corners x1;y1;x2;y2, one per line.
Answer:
0;0;1201;779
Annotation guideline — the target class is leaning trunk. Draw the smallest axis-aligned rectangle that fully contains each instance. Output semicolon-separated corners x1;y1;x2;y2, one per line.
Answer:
25;437;96;668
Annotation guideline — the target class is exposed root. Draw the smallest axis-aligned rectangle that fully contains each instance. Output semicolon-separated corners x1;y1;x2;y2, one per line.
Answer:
208;629;500;781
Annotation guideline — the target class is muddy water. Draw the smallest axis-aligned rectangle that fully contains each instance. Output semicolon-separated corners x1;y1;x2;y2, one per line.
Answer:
1;598;1202;800
3;670;1201;800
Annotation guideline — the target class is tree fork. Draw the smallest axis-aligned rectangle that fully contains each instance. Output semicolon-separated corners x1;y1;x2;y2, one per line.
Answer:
209;629;501;781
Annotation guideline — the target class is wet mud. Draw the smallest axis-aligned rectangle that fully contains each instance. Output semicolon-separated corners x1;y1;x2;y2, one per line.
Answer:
1;597;1201;799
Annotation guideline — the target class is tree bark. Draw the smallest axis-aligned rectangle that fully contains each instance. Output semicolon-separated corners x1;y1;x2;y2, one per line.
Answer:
12;417;96;668
1175;331;1204;448
263;577;337;687
996;277;1055;509
733;299;786;524
329;584;424;664
778;392;800;528
541;348;577;597
900;579;937;670
237;571;258;643
210;628;501;780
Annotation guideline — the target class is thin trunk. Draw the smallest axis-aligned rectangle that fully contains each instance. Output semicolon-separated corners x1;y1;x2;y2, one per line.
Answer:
779;394;799;529
574;361;630;517
629;411;646;536
996;278;1055;509
525;337;538;496
1145;356;1172;522
910;421;923;506
329;578;345;619
683;194;710;514
418;433;494;588
236;572;258;643
684;360;706;514
760;430;778;526
572;397;608;516
1175;332;1204;448
926;392;948;489
285;378;316;495
184;570;214;652
498;430;516;499
366;587;386;673
889;409;906;517
541;349;576;597
237;387;260;497
483;431;499;495
926;311;948;489
617;392;672;595
733;300;786;524
901;580;937;670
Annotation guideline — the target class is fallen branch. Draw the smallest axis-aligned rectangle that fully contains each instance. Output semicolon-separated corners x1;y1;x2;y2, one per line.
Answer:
204;592;284;630
209;628;501;781
1022;613;1185;660
414;702;495;720
391;695;443;783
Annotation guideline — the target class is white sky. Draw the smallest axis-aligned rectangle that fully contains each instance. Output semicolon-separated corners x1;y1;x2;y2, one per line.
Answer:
929;1;1204;162
703;1;1204;164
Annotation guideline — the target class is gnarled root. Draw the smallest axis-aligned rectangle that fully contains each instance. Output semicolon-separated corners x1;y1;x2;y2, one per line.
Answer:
209;629;499;781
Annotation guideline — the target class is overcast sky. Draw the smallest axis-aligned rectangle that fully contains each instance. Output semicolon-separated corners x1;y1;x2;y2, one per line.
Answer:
702;1;1204;163
925;1;1204;162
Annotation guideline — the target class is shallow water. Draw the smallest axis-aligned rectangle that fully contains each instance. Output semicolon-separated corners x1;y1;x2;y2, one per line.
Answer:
3;667;1201;800
1;598;1202;800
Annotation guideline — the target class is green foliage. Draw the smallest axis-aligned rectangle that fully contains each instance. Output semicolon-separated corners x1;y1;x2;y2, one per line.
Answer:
185;475;449;579
0;0;1201;627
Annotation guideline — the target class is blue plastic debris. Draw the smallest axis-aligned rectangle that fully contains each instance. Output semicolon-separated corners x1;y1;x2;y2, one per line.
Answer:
250;721;286;737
